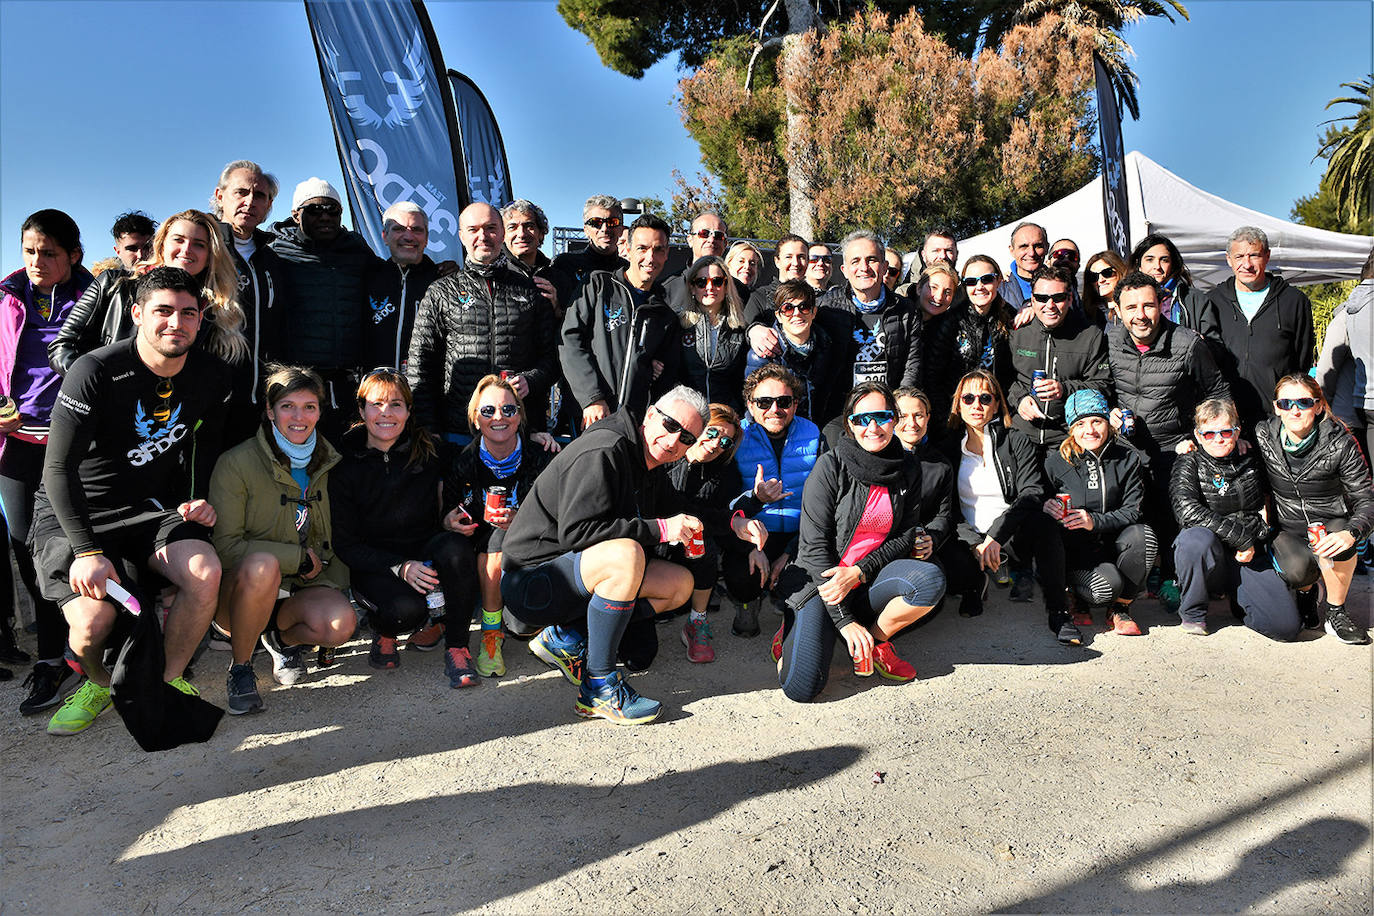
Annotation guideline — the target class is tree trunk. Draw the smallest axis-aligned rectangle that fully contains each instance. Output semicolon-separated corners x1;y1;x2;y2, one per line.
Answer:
782;0;818;239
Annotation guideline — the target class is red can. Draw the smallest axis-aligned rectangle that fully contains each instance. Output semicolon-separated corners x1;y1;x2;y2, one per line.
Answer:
485;486;510;522
1307;523;1328;549
853;650;873;677
1057;493;1072;514
685;534;705;559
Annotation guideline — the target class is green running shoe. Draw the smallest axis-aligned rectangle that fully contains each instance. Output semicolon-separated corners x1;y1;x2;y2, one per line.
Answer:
46;680;111;736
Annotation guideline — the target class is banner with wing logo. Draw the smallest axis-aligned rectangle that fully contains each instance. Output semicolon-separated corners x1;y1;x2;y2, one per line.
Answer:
449;70;513;209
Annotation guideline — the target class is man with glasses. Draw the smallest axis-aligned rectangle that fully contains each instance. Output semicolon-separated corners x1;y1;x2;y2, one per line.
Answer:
1108;272;1229;609
560;214;681;429
1000;222;1049;312
550;194;628;291
727;365;825;637
664;212;746;313
500;386;708;725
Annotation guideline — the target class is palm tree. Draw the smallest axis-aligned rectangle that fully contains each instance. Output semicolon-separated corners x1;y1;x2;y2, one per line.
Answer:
1316;76;1373;228
970;0;1190;119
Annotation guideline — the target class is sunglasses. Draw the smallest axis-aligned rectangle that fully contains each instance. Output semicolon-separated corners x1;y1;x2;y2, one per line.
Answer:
885;266;902;276
1275;397;1317;411
962;273;998;287
961;392;995;406
1032;292;1071;304
848;410;895;427
364;365;402;381
807;254;830;264
1050;248;1078;262
656;410;697;446
1086;266;1117;283
1197;426;1240;441
778;301;814;316
478;404;520;419
751;395;796;412
703;426;735;450
694;228;727;242
584;216;622;230
691;275;726;290
302;203;341;217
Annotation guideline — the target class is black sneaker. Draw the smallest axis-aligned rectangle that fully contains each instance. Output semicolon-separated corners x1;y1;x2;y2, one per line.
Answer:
1010;571;1034;603
959;575;987;617
731;599;761;637
225;663;265;715
1296;587;1321;630
1049;613;1082;646
20;661;76;715
0;639;30;664
1323;605;1371;645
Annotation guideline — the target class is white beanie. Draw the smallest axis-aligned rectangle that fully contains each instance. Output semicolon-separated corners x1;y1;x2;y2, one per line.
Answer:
292;177;342;211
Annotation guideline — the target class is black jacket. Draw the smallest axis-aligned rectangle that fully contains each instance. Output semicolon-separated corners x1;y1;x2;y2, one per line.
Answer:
1007;311;1111;448
938;420;1048;546
1169;447;1269;551
406;256;558;439
742;320;846;423
922;298;1017;424
1164;279;1221;348
1254;414;1374;541
816;283;923;420
677;316;749;412
500;409;680;568
49;268;136;374
362;255;441;371
219;222;289;386
443;432;556;521
664;455;761;537
1206;274;1316;427
1106;320;1229;454
787;437;949;629
508;249;574;322
269;220;379;371
559;269;681;418
1043;440;1147;544
328;425;444;574
549;245;627;293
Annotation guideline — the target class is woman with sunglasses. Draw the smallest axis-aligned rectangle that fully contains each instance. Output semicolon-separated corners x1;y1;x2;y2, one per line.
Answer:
329;369;477;676
938;369;1067;622
924;256;1017;426
1171;398;1298;639
775;382;949;700
1042;390;1156;641
725;241;764;291
744;279;843;422
1129;234;1218;343
209;365;355;713
1254;375;1373;644
678;256;749;412
441;374;561;683
727;365;825;637
1082;251;1127;326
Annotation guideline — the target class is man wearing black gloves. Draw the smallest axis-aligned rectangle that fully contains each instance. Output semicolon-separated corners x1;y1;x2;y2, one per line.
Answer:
33;267;230;737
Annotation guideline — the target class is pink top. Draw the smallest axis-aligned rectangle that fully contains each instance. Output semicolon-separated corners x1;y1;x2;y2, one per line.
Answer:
839;485;893;567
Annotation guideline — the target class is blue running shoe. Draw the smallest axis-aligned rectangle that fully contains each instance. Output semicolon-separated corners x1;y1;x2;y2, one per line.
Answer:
529;626;586;686
575;670;662;725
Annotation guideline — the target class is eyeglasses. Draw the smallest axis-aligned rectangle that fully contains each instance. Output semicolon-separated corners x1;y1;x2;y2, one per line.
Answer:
751;395;796;412
478;404;520;419
691;275;726;290
777;301;814;316
584;216;622;230
703;426;735;450
848;410;895;427
961;392;995;406
1032;292;1070;304
1275;397;1317;411
962;273;998;288
655;410;697;446
693;228;727;243
1197;426;1240;441
1086;266;1117;283
301;203;341;217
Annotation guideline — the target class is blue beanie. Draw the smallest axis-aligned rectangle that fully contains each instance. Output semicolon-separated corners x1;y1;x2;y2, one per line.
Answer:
1065;389;1110;428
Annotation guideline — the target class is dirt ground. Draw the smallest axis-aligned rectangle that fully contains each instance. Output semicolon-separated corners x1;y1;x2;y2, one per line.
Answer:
2;575;1369;915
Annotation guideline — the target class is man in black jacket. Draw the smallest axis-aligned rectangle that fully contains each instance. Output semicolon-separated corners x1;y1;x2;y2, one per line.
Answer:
1205;226;1316;429
1007;265;1111;452
503;198;573;432
362;201;440;372
406;203;558;443
549;194;628;291
560;213;681;429
501;388;707;725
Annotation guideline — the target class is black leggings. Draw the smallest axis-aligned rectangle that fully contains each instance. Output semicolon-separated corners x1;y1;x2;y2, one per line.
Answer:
0;439;63;659
352;532;477;645
778;559;945;703
1064;524;1157;605
1270;518;1356;591
942;512;1068;613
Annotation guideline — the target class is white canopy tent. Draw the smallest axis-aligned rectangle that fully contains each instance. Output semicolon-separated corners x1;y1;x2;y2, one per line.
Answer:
956;151;1372;289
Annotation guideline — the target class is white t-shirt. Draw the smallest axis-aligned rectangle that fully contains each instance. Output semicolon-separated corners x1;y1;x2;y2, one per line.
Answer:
234;235;257;263
958;430;1010;535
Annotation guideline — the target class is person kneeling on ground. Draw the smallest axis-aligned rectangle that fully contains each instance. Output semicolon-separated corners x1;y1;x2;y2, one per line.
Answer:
775;383;950;702
499;386;708;725
1170;397;1298;639
209;365;355;713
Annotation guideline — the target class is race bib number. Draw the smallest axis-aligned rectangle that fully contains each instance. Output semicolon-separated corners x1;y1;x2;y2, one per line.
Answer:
853;361;886;386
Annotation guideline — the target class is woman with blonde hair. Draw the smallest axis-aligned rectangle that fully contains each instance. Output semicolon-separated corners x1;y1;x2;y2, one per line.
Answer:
725;241;764;291
679;255;749;410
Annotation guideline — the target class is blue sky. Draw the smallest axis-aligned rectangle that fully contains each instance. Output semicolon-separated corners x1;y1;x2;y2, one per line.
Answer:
1;0;1370;263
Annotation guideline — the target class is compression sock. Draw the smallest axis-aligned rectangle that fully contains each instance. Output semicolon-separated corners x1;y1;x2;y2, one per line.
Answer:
584;594;635;678
689;608;707;625
481;608;502;631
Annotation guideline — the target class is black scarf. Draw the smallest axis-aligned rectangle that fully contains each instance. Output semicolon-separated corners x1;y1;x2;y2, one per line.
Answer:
834;436;909;487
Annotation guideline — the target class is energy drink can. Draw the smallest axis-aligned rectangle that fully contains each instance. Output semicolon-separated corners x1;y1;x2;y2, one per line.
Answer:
1307;523;1328;549
1057;493;1073;513
910;526;926;559
485;486;510;523
853;649;873;677
1119;408;1134;436
685;534;705;559
1032;369;1048;385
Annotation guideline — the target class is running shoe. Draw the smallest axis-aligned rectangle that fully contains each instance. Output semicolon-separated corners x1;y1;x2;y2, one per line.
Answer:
770;622;784;663
168;676;199;696
46;681;111;736
872;641;916;682
226;663;264;715
529;626;586;686
1109;609;1143;636
1156;579;1181;612
369;634;400;670
260;630;306;686
1009;570;1034;602
575;670;662;725
407;620;444;652
1180;620;1208;636
681;618;715;663
20;660;76;716
731;599;760;637
445;647;479;688
475;629;506;677
1049;613;1082;646
1296;587;1321;630
1324;605;1371;645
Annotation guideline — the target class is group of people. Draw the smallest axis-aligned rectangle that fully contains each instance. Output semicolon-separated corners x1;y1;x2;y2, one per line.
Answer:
0;162;1369;737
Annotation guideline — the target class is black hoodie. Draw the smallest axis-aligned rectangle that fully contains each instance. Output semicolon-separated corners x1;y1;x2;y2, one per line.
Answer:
1205;273;1315;427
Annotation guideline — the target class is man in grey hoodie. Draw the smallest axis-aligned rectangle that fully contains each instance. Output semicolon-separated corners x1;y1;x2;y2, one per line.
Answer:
1316;247;1374;463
